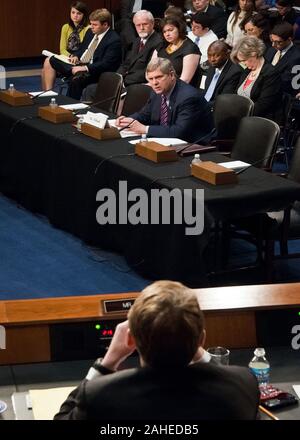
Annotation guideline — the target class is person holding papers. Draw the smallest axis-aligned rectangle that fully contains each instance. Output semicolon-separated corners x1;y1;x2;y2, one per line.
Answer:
116;57;214;143
49;9;122;100
41;1;89;90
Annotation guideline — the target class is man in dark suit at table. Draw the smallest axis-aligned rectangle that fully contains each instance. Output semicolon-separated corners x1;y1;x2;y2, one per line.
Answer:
265;21;300;95
201;40;243;104
54;280;259;420
50;9;122;100
116;57;214;143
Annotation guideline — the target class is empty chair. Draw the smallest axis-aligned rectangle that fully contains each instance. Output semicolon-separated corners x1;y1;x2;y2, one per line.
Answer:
268;136;300;258
121;84;152;116
230;116;280;170
212;94;254;152
90;72;123;114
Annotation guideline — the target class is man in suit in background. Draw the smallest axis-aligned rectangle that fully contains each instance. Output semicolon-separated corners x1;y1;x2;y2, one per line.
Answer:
55;280;259;420
202;40;243;104
265;21;300;95
50;9;122;100
118;10;162;86
116;57;214;143
116;0;168;55
82;10;161;102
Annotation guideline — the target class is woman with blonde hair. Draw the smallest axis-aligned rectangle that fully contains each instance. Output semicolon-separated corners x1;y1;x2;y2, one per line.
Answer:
231;35;282;119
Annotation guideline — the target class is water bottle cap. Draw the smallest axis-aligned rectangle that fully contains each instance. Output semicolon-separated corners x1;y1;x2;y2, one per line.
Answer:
51;98;56;103
194;154;200;159
9;83;14;88
254;347;265;357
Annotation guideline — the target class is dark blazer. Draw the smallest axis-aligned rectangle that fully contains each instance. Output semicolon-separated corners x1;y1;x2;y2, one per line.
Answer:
265;45;300;95
130;79;214;142
54;362;259;420
236;62;282;120
203;60;243;101
120;0;168;19
205;5;228;39
74;29;122;79
118;31;162;86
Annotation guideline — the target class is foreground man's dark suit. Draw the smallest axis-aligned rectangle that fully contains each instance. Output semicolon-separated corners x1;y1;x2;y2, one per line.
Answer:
130;79;214;142
54;363;259;420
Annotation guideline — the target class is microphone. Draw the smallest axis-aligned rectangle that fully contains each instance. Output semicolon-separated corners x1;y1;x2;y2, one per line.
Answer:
175;130;217;156
235;151;278;175
73;95;118;116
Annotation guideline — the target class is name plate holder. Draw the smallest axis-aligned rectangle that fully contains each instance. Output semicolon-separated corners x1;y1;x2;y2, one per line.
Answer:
81;122;121;140
101;298;136;315
191;161;238;185
0;90;33;106
38;106;75;124
135;141;178;163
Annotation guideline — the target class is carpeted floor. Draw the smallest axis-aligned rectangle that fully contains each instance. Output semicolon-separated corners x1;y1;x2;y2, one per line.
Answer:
0;194;149;300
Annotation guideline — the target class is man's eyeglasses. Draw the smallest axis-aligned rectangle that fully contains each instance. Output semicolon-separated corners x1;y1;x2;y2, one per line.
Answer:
270;39;286;46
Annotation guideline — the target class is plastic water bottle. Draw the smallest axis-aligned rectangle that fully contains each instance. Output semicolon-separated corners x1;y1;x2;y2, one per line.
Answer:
249;347;270;388
49;97;58;108
141;133;148;143
191;153;201;167
8;83;15;94
76;116;84;131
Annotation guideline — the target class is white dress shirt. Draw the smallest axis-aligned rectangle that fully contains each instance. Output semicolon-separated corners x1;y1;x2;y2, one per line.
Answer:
188;30;218;64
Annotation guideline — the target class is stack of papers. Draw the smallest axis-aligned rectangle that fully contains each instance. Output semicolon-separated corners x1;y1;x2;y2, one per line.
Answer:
59;103;88;111
219;161;250;172
29;91;58;98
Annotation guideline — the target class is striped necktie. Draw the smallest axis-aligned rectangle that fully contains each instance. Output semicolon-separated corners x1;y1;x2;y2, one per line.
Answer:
160;94;168;126
80;35;99;64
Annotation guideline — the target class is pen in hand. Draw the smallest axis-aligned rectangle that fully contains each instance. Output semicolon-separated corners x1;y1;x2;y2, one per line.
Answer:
118;119;135;132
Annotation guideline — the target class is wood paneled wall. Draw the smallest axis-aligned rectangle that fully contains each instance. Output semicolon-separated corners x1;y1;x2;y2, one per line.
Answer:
0;0;185;59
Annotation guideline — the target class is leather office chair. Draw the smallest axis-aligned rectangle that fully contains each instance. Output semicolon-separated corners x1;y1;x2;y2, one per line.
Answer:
212;94;254;153
217;117;281;278
230;116;280;170
91;72;123;114
268;136;300;259
121;84;152;116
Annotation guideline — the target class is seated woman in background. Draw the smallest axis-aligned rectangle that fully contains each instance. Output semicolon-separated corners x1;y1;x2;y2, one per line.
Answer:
243;12;271;45
41;1;89;90
151;17;201;87
231;35;282;119
226;0;256;47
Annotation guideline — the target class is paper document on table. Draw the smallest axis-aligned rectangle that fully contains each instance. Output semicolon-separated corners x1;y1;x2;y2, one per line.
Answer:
60;103;88;111
29;387;76;420
108;119;138;138
219;161;250;172
293;385;300;399
29;91;58;97
42;50;74;65
129;137;187;146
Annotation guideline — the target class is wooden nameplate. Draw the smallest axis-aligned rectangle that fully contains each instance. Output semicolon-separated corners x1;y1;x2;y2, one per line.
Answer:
191;161;238;185
81;123;121;140
0;90;33;106
38;106;75;124
135;141;178;163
